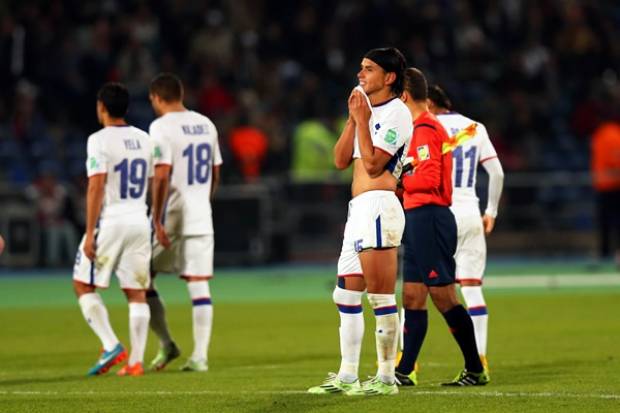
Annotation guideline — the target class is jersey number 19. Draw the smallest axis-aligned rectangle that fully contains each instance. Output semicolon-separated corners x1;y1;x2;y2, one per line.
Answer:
114;158;147;199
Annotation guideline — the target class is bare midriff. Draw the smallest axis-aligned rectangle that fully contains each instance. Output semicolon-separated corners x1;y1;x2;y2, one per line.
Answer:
350;158;397;197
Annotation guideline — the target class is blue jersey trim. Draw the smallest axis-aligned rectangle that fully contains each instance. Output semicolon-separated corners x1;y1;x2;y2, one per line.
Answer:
375;216;382;248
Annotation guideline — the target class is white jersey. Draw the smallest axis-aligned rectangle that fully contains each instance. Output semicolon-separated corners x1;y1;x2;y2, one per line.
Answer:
437;113;498;215
86;125;153;225
353;93;413;179
150;110;223;236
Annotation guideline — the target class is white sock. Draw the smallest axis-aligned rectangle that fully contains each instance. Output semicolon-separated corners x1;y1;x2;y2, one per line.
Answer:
367;293;399;385
146;290;173;347
461;286;488;356
332;287;364;383
187;281;213;363
128;302;150;365
78;293;119;352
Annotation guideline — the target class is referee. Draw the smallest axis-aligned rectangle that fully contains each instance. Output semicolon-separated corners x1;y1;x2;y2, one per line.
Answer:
395;68;489;387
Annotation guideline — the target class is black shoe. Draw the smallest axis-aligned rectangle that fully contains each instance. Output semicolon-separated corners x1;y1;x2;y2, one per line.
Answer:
441;369;490;386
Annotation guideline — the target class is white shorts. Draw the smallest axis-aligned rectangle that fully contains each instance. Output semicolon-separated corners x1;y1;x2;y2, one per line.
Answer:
454;213;486;282
152;234;214;277
337;190;405;277
73;223;151;289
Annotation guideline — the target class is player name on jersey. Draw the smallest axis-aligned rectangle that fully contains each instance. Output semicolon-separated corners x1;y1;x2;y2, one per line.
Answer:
124;139;142;150
181;124;212;135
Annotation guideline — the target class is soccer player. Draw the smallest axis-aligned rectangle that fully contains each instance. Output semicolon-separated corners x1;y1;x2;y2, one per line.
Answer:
395;68;489;386
73;82;153;376
308;47;413;396
146;73;222;372
428;84;504;374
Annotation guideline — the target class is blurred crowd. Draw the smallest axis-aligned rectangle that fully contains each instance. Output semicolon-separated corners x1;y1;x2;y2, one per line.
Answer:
1;0;619;264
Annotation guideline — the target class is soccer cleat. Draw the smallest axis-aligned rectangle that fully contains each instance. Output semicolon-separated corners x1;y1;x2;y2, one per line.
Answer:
87;343;127;376
394;370;418;386
117;362;144;376
148;342;181;371
394;352;420;372
347;376;398;396
307;372;361;394
441;369;490;386
180;359;208;372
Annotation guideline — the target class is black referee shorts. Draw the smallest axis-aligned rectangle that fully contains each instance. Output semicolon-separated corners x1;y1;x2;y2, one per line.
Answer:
402;204;457;286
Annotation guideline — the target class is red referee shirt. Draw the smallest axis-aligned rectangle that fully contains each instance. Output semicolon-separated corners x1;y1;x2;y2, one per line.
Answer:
402;111;453;209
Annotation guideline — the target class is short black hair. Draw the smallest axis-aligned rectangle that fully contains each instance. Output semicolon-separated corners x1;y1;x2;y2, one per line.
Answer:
428;84;452;110
364;47;407;95
403;67;428;101
150;72;184;102
97;82;129;118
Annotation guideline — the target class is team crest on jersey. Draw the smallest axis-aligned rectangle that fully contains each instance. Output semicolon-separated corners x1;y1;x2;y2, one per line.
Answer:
417;145;430;161
385;128;397;144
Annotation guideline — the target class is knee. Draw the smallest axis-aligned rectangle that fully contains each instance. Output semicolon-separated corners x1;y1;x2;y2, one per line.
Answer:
430;292;459;313
402;290;426;310
332;286;363;306
366;292;396;309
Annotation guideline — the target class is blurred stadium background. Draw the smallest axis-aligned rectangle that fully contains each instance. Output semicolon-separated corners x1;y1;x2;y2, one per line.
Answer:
0;0;619;267
1;2;620;412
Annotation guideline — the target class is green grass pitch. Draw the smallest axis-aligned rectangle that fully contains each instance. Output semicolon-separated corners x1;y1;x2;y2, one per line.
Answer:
0;264;618;412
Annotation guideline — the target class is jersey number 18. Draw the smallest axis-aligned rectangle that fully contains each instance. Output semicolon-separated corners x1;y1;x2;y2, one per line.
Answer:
182;143;212;185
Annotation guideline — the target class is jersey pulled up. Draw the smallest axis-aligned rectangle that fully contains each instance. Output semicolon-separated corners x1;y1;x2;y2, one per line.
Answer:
353;96;413;179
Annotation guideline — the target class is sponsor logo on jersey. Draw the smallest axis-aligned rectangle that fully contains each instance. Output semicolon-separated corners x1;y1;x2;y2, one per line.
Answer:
385;128;397;144
417;144;430;161
153;145;162;160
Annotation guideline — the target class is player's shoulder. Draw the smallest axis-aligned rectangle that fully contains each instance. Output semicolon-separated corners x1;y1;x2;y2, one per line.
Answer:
189;110;217;129
437;111;472;127
127;125;149;139
415;111;442;128
383;97;410;116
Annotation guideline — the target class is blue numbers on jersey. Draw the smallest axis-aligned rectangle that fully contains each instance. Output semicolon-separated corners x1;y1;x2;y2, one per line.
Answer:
453;146;477;188
114;158;147;199
182;143;212;185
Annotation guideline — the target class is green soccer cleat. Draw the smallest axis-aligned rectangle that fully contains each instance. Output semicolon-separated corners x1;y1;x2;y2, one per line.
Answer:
441;369;490;386
307;372;361;394
148;342;181;371
180;358;208;372
394;370;418;386
346;376;399;396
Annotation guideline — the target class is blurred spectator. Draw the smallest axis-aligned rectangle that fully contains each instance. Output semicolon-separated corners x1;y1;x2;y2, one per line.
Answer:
591;120;620;264
229;123;268;183
290;119;338;182
25;165;78;267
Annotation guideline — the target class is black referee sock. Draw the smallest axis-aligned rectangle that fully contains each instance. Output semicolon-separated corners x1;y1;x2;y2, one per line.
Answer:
442;305;483;373
396;309;428;375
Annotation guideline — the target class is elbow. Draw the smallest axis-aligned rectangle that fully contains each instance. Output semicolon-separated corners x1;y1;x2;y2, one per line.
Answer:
334;158;351;170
